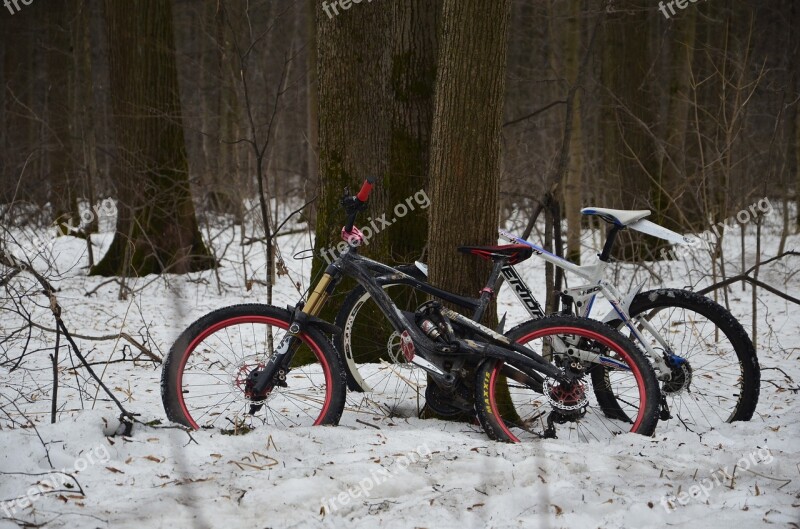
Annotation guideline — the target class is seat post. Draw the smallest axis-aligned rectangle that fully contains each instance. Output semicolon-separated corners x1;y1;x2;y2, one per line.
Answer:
471;258;506;323
599;225;623;262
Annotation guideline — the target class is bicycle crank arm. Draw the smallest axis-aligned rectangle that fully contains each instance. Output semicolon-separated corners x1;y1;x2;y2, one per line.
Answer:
410;354;448;377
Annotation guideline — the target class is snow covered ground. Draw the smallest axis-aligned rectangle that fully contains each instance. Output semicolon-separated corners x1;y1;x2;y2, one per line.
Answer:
1;204;798;528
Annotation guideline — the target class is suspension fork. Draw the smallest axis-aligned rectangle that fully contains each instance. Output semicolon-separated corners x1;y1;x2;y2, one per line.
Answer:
626;313;680;376
250;265;343;395
304;268;338;317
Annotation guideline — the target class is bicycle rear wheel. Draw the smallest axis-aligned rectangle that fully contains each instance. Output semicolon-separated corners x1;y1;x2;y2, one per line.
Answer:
475;315;660;443
334;265;429;415
622;289;759;432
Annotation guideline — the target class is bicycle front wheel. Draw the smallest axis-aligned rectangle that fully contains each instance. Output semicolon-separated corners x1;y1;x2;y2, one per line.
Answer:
161;304;346;432
475;315;660;443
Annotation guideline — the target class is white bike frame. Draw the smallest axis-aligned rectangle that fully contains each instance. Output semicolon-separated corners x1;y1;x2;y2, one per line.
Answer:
498;222;691;381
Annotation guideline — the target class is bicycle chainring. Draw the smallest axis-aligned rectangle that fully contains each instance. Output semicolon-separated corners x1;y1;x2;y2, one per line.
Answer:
424;380;474;417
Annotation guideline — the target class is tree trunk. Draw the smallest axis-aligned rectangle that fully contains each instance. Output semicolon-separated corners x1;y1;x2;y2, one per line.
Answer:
563;0;583;264
45;2;78;232
215;3;242;220
385;0;440;264
313;0;391;277
656;7;697;231
795;0;800;231
0;18;6;202
601;2;658;261
76;0;99;235
92;0;213;276
427;0;511;308
305;0;319;221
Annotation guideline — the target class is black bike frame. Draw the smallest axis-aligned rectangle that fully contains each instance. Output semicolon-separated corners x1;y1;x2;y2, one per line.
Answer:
250;239;566;396
330;247;561;378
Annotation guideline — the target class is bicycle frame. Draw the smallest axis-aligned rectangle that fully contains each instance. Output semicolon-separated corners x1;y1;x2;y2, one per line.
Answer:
497;228;678;379
328;248;568;378
249;238;581;397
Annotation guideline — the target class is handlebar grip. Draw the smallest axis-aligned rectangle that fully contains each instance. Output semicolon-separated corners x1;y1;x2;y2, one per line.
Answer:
356;177;376;203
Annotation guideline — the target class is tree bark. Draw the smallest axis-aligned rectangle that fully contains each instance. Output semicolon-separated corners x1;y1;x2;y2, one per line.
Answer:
45;2;78;232
563;0;583;264
75;0;99;235
313;0;391;276
306;0;319;220
794;0;800;230
385;0;440;264
427;0;511;309
601;2;658;260
92;0;213;276
656;7;697;230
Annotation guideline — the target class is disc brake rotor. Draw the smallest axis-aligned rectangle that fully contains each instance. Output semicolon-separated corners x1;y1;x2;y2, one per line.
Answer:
233;355;270;405
662;361;693;394
544;377;588;415
386;331;415;369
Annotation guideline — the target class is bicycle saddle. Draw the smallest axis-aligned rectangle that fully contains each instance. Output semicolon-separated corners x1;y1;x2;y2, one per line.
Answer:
457;244;533;265
581;207;651;227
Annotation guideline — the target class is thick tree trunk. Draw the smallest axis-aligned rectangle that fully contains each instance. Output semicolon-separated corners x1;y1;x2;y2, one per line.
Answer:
313;0;391;278
385;0;440;264
427;0;510;307
92;0;212;276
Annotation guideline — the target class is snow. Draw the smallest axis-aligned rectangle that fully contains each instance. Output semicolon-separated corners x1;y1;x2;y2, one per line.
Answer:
1;205;799;528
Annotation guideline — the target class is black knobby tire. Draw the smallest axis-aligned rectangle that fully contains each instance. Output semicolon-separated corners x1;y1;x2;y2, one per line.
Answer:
162;304;346;431
475;315;660;443
623;289;759;428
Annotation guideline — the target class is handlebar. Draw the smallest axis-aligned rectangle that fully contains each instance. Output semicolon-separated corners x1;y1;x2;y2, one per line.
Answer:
343;177;375;233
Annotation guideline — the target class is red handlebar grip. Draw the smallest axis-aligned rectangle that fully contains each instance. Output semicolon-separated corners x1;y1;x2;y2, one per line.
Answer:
356;178;375;202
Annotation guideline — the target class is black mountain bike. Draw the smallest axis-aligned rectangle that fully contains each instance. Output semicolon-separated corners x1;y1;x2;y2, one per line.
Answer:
336;213;759;434
161;179;660;442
